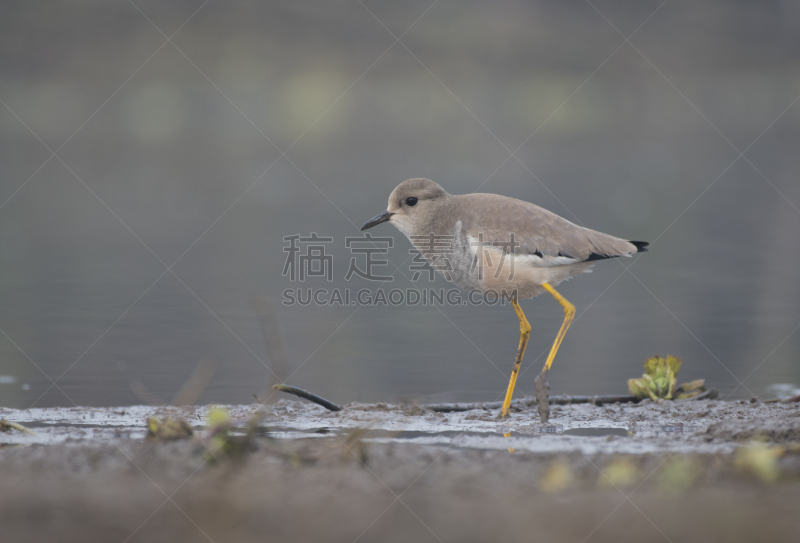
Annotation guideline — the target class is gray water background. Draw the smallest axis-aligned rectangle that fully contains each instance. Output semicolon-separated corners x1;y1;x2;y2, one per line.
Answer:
1;0;799;408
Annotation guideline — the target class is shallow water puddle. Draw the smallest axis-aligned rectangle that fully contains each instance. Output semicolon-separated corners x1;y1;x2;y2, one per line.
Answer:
2;399;797;454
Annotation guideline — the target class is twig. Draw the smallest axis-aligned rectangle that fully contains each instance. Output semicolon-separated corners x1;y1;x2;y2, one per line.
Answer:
425;398;533;412
269;384;724;414
425;394;640;413
549;394;639;405
534;369;550;423
272;384;342;411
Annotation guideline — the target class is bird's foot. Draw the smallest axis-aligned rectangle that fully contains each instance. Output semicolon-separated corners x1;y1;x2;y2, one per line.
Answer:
534;368;550;423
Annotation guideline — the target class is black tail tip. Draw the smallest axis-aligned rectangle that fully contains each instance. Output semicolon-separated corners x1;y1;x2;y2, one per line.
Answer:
630;241;649;253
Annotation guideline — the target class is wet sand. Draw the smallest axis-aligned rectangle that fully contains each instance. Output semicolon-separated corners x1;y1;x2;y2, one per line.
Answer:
2;399;800;542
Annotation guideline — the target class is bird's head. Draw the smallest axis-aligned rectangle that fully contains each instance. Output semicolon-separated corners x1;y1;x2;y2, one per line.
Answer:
360;178;449;236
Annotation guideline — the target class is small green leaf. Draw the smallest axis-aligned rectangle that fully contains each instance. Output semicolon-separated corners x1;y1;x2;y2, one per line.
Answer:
665;355;682;375
629;355;689;400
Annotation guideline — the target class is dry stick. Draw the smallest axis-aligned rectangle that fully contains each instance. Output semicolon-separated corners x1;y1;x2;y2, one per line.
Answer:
426;398;536;413
272;384;343;411
270;384;645;413
426;394;641;413
271;384;721;412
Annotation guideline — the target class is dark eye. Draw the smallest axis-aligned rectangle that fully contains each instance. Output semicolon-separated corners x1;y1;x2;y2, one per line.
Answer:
406;197;418;207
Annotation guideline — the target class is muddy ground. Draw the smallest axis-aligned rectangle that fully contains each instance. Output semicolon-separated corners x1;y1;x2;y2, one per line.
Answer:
2;399;800;542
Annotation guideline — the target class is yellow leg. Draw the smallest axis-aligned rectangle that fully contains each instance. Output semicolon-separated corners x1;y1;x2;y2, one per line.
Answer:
541;282;576;372
500;298;531;418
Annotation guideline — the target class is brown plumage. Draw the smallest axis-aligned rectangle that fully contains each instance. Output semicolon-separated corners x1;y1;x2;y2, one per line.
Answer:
362;178;647;299
361;178;649;421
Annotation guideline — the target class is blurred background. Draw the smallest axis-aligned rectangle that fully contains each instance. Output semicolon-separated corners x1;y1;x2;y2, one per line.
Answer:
1;0;799;408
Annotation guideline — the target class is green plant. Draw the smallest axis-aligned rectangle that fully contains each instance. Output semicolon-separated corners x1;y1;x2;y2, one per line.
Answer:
627;355;706;400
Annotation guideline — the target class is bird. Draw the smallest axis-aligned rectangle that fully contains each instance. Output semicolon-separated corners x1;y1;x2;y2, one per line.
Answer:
360;178;648;422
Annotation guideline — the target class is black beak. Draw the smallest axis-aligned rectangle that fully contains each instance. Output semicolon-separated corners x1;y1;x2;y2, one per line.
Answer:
360;210;395;231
